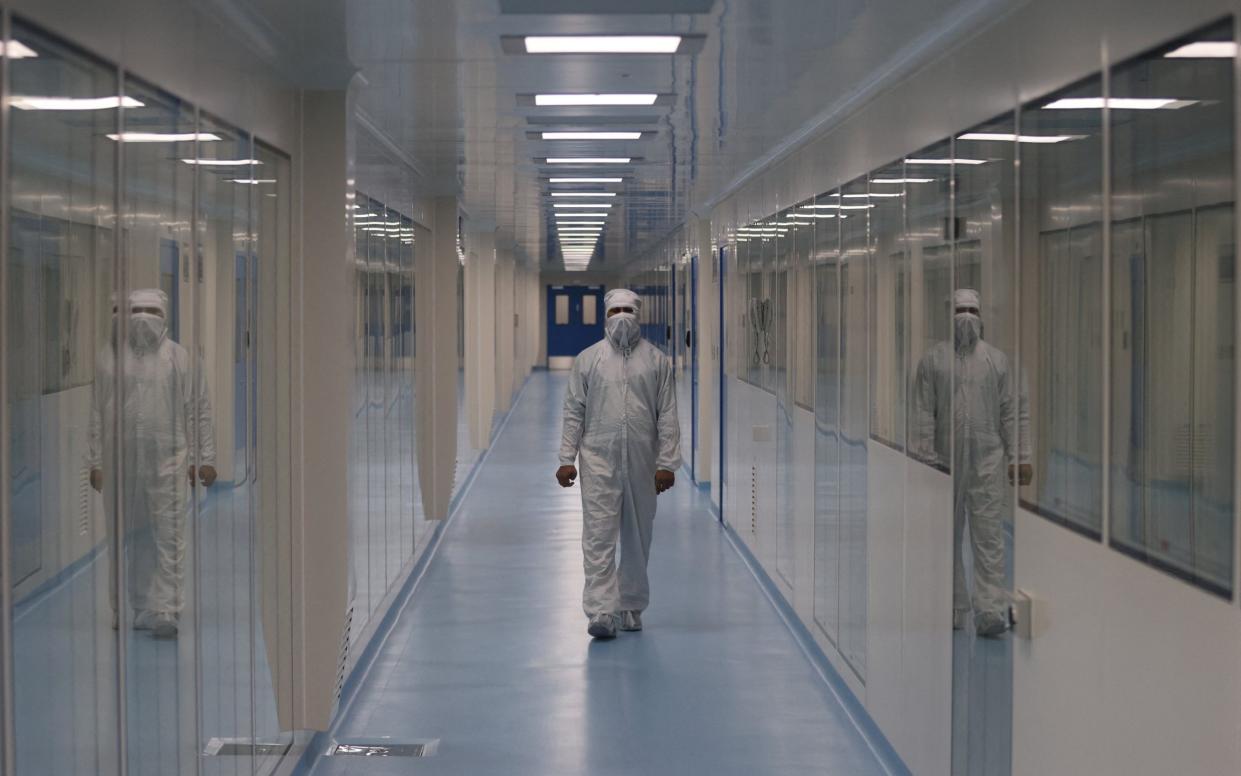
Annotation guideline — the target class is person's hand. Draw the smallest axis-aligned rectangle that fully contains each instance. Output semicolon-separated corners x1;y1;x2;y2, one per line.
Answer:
1009;463;1033;487
199;465;218;487
556;465;578;488
90;469;103;493
655;469;676;494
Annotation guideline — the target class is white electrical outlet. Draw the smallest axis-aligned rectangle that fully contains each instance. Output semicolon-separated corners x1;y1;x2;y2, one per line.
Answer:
1013;588;1048;639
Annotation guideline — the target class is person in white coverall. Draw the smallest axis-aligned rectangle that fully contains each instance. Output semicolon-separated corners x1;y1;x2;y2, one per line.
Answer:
557;288;681;639
912;289;1031;638
90;289;217;639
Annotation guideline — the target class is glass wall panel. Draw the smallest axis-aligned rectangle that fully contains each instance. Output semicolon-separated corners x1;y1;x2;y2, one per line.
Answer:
774;207;797;588
869;163;909;450
951;115;1022;775
791;207;816;411
8;22;120;776
1018;75;1105;536
118;74;199;774
1108;21;1235;596
812;191;843;648
839;176;869;675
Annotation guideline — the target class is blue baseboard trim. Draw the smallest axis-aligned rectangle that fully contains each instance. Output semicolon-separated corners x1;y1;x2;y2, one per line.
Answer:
293;375;534;775
715;518;912;776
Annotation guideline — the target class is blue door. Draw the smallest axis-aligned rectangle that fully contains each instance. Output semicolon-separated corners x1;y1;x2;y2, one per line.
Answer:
547;285;605;361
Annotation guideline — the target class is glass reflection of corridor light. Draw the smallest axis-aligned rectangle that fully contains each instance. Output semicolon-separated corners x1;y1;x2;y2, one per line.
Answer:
535;94;656;106
229;178;277;184
789;212;839;219
556;213;610;218
1041;97;1195;110
904;157;985;165
525;36;682;54
555;203;613;208
1165;41;1237;58
543;132;642;140
1;40;38;58
551;192;617;197
555;221;605;225
549;177;623;183
838;192;903;198
546;158;631;165
13;95;143;110
108;132;221;142
871;177;932;184
182;158;262;165
958;132;1081;143
799;203;874;210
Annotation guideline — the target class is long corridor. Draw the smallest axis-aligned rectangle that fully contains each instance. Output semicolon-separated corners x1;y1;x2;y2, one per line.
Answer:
309;371;894;775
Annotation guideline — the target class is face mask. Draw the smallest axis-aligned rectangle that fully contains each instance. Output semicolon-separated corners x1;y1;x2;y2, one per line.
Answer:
606;312;640;350
129;312;166;351
954;312;981;352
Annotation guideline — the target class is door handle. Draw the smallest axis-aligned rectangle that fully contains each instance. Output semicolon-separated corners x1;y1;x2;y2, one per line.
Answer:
685;329;693;349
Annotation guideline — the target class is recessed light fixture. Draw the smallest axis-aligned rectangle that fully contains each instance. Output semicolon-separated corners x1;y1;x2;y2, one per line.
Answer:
1;41;39;58
800;204;874;210
839;192;903;198
871;178;933;184
109;132;222;143
555;203;614;209
535;94;657;106
1165;41;1237;58
555;221;606;225
549;177;623;183
12;95;143;111
551;192;617;197
525;35;682;54
789;213;839;219
556;213;611;218
542;131;642;140
546;157;631;164
182;158;261;166
958;132;1081;144
905;157;985;165
229;178;277;184
1042;97;1194;110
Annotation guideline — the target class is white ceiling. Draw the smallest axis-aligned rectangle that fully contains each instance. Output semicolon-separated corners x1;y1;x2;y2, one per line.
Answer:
336;0;1011;270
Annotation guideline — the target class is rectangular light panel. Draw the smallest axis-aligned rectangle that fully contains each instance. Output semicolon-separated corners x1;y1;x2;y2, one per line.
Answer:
1165;41;1237;58
549;177;623;183
958;132;1080;143
546;157;631;164
535;94;657;106
551;192;616;197
12;95;143;110
109;132;222;143
543;131;642;140
555;203;613;208
1041;97;1193;110
525;36;681;54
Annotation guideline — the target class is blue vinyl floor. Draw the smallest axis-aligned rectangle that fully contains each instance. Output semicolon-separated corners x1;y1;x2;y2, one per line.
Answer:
309;371;890;776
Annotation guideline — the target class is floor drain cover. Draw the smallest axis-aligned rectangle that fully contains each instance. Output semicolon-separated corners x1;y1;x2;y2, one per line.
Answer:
329;738;439;757
204;738;291;757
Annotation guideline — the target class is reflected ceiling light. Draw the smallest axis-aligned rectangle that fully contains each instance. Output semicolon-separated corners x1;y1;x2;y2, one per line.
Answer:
871;177;933;184
1041;97;1194;110
789;213;839;219
535;94;657;106
551;192;617;197
549;177;623;183
958;132;1081;143
554;203;613;208
546;157;631;164
13;95;143;110
182;158;261;165
108;132;222;143
800;204;874;210
555;221;605;225
229;178;277;184
905;157;985;165
2;41;38;58
1165;41;1237;58
543;131;642;140
525;35;682;54
556;213;610;218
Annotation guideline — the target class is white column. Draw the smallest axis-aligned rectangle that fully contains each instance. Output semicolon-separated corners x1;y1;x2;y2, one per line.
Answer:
465;229;497;449
494;248;516;414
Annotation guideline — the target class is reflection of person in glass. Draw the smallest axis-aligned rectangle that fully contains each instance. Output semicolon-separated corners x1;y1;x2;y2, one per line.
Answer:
913;289;1031;637
89;289;217;639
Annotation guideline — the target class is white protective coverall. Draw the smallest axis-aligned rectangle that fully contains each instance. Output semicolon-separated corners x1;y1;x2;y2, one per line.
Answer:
90;289;216;623
912;289;1030;629
560;289;681;618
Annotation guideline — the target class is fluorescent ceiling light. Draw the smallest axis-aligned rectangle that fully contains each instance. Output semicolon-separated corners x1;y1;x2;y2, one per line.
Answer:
525;35;681;54
905;157;985;165
1042;97;1193;110
543;131;642;140
555;203;613;209
958;132;1080;144
12;95;143;110
182;158;261;166
547;157;631;164
229;178;277;184
556;213;611;218
555;221;605;225
1165;41;1237;58
2;41;39;58
549;177;623;183
535;94;657;106
789;213;838;219
551;192;616;197
108;132;222;143
872;178;933;184
838;192;903;198
800;204;874;210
